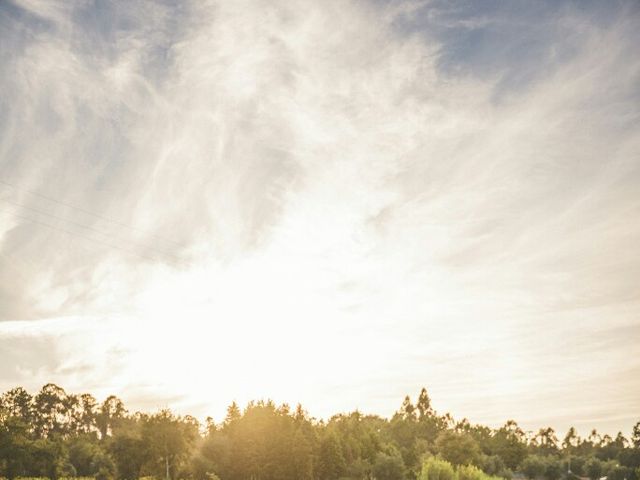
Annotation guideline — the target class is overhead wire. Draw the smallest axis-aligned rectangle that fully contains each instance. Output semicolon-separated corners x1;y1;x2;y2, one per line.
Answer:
1;197;183;265
0;179;182;248
4;209;165;264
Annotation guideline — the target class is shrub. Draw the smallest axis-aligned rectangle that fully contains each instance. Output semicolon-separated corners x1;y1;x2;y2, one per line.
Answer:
608;466;632;480
521;456;547;480
435;431;481;467
459;465;487;480
420;457;510;480
372;451;406;480
420;457;456;480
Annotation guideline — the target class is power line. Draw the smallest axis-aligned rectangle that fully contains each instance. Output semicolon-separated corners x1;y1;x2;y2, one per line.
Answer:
4;209;169;265
0;179;183;248
1;198;182;264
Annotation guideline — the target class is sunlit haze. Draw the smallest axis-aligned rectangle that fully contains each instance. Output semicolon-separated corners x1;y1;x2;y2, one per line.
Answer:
1;0;639;438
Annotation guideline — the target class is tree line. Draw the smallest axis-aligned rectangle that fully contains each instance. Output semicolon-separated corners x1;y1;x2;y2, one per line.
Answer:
1;384;639;480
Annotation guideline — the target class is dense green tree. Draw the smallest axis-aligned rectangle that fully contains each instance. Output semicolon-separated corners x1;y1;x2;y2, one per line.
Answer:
224;401;241;425
1;387;34;423
458;464;492;480
619;447;640;480
608;465;632;480
533;428;559;456
289;428;314;480
0;385;637;480
564;454;586;476
401;396;418;422
0;415;33;478
632;422;640;449
588;430;602;448
419;457;456;480
595;432;628;461
491;421;528;470
78;393;99;434
584;456;603;480
317;433;346;480
68;436;101;475
141;410;198;480
436;430;481;466
563;427;580;453
543;456;562;480
196;399;319;480
108;433;147;480
90;450;117;480
417;388;434;420
192;432;230;480
521;456;547;480
97;396;126;439
33;384;68;438
372;447;407;480
481;454;510;479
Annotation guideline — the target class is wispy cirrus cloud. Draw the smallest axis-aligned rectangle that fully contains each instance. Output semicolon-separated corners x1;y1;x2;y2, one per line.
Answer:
0;0;638;434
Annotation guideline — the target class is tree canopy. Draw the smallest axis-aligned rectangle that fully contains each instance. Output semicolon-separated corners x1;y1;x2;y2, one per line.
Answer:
0;384;638;480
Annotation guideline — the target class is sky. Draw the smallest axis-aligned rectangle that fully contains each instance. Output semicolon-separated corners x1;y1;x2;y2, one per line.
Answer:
0;0;639;437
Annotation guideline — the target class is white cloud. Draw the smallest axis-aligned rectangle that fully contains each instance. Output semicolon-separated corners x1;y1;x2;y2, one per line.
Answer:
0;0;638;434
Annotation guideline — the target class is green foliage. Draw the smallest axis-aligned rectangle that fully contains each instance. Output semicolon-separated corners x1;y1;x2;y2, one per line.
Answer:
89;452;115;480
533;428;559;456
435;431;481;466
318;433;347;480
10;478;94;480
490;421;528;471
520;455;565;480
417;389;434;420
458;464;488;480
481;454;511;479
565;455;586;476
584;456;603;480
1;385;639;480
543;457;562;480
195;399;320;480
141;410;198;480
420;457;506;480
372;448;406;480
419;457;457;480
633;422;640;449
107;434;146;480
607;466;632;480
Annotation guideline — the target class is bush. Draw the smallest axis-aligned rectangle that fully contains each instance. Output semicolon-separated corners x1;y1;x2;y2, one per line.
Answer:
372;451;406;480
11;477;93;480
585;457;603;480
420;458;456;480
482;456;506;477
90;452;116;480
435;431;481;467
458;465;487;480
521;456;547;480
608;466;632;480
544;457;563;480
420;458;507;480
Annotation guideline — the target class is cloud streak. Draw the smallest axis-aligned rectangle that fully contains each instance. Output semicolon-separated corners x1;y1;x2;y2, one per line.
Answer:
0;0;639;435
